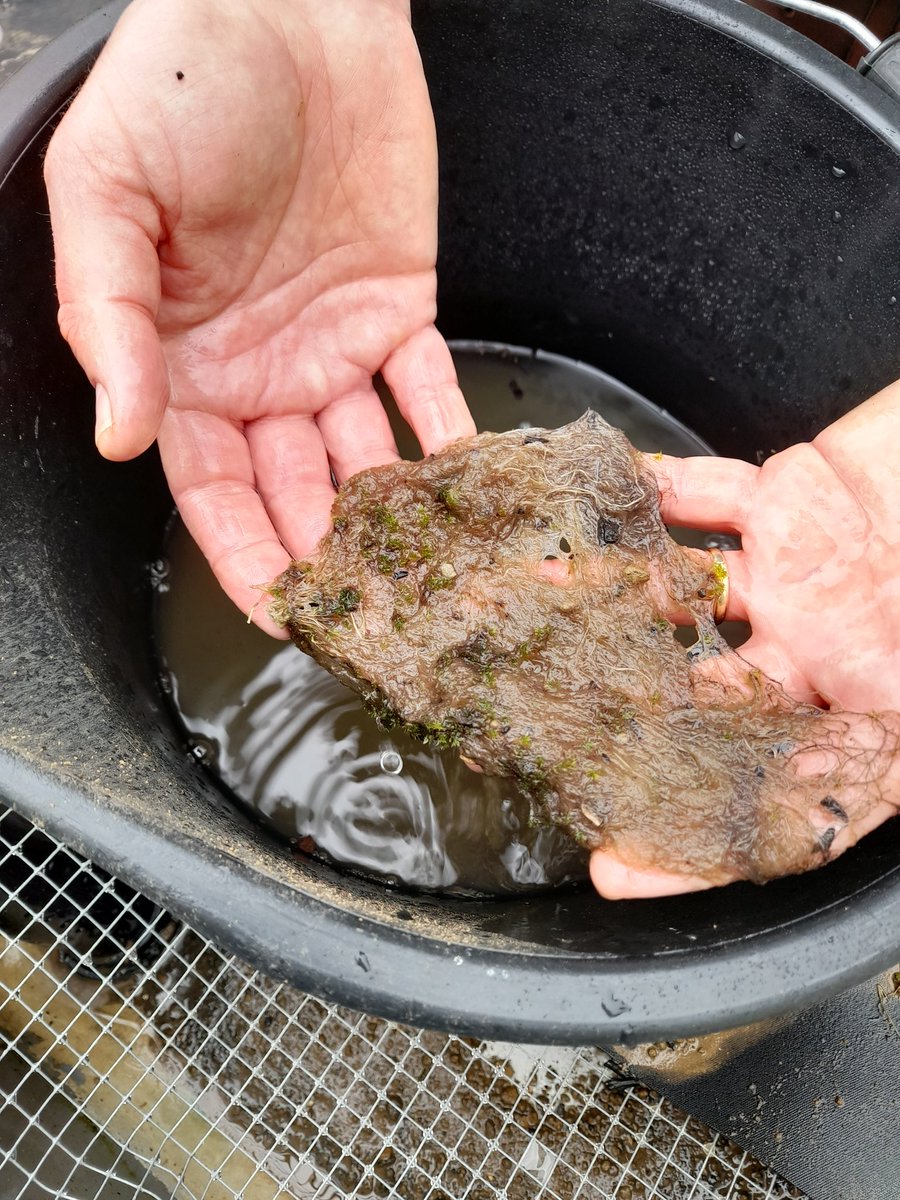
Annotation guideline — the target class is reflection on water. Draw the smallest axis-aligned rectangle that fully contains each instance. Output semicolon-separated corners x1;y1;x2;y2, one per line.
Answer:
155;526;587;894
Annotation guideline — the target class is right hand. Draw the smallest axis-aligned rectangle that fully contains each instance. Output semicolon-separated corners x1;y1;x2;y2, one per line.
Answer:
44;0;475;635
591;380;900;898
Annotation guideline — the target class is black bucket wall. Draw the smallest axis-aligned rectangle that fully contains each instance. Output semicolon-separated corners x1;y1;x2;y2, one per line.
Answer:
2;0;900;1043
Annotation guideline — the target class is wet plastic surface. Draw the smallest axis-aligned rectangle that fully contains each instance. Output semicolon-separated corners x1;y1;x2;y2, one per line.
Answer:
641;971;900;1200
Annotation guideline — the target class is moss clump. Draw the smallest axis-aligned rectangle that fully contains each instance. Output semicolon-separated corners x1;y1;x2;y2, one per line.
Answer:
372;503;399;532
511;625;552;664
436;485;460;512
407;716;464;751
707;555;728;602
513;753;552;807
457;631;499;683
425;572;455;592
454;627;551;684
323;587;361;617
363;690;401;730
362;687;466;750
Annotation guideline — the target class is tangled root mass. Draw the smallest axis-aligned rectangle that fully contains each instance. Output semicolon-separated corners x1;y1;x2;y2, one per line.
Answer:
270;412;885;886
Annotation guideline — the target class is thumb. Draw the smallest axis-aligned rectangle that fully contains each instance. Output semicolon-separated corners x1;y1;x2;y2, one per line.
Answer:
45;127;170;461
67;300;171;462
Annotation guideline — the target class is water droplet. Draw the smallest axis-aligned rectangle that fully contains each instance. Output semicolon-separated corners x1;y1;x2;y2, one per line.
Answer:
602;994;630;1018
618;1024;637;1046
833;210;842;222
188;737;216;766
149;558;170;589
836;255;844;264
453;955;464;966
704;533;741;552
380;749;403;775
686;641;706;664
890;296;898;306
832;165;847;179
729;131;746;151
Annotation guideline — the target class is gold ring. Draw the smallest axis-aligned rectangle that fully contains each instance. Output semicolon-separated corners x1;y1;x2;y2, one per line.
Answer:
708;549;729;624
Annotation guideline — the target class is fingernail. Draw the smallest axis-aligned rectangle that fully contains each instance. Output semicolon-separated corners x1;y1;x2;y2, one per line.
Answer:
95;383;113;442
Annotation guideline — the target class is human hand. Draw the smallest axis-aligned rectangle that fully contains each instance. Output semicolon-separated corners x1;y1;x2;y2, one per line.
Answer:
44;0;475;635
591;380;900;898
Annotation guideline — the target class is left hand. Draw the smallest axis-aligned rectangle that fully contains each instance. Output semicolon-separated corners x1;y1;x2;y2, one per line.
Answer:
44;0;475;635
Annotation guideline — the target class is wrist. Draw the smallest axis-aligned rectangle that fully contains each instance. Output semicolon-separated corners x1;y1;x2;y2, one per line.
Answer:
367;0;410;15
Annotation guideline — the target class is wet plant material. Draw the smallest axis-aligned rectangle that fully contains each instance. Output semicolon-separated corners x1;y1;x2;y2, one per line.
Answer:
270;413;891;886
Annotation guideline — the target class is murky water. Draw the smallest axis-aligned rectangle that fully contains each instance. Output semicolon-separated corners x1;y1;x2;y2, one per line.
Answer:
154;342;720;895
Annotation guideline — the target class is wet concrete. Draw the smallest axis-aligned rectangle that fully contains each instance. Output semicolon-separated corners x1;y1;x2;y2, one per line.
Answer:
0;0;106;85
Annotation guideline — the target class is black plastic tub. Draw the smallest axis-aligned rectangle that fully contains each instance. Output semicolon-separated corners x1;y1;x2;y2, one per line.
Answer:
2;0;900;1044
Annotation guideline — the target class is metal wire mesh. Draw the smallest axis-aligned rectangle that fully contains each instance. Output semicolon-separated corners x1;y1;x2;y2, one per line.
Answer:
0;805;808;1200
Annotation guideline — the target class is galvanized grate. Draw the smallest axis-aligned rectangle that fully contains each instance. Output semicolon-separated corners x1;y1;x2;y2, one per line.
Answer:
0;805;806;1200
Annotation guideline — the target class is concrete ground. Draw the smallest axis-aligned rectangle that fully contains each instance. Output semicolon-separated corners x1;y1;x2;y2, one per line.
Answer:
0;0;106;85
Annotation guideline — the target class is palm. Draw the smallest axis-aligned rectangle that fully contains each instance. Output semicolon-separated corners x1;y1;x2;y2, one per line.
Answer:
732;400;900;713
45;0;474;631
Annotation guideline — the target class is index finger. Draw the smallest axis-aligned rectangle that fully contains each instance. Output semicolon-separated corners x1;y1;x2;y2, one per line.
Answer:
382;325;477;454
645;453;758;532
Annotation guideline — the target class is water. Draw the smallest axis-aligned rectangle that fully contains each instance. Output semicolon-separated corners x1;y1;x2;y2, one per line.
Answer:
154;342;716;895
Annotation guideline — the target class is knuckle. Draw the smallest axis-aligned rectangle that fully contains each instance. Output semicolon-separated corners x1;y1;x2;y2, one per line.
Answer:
42;129;68;185
56;301;91;351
